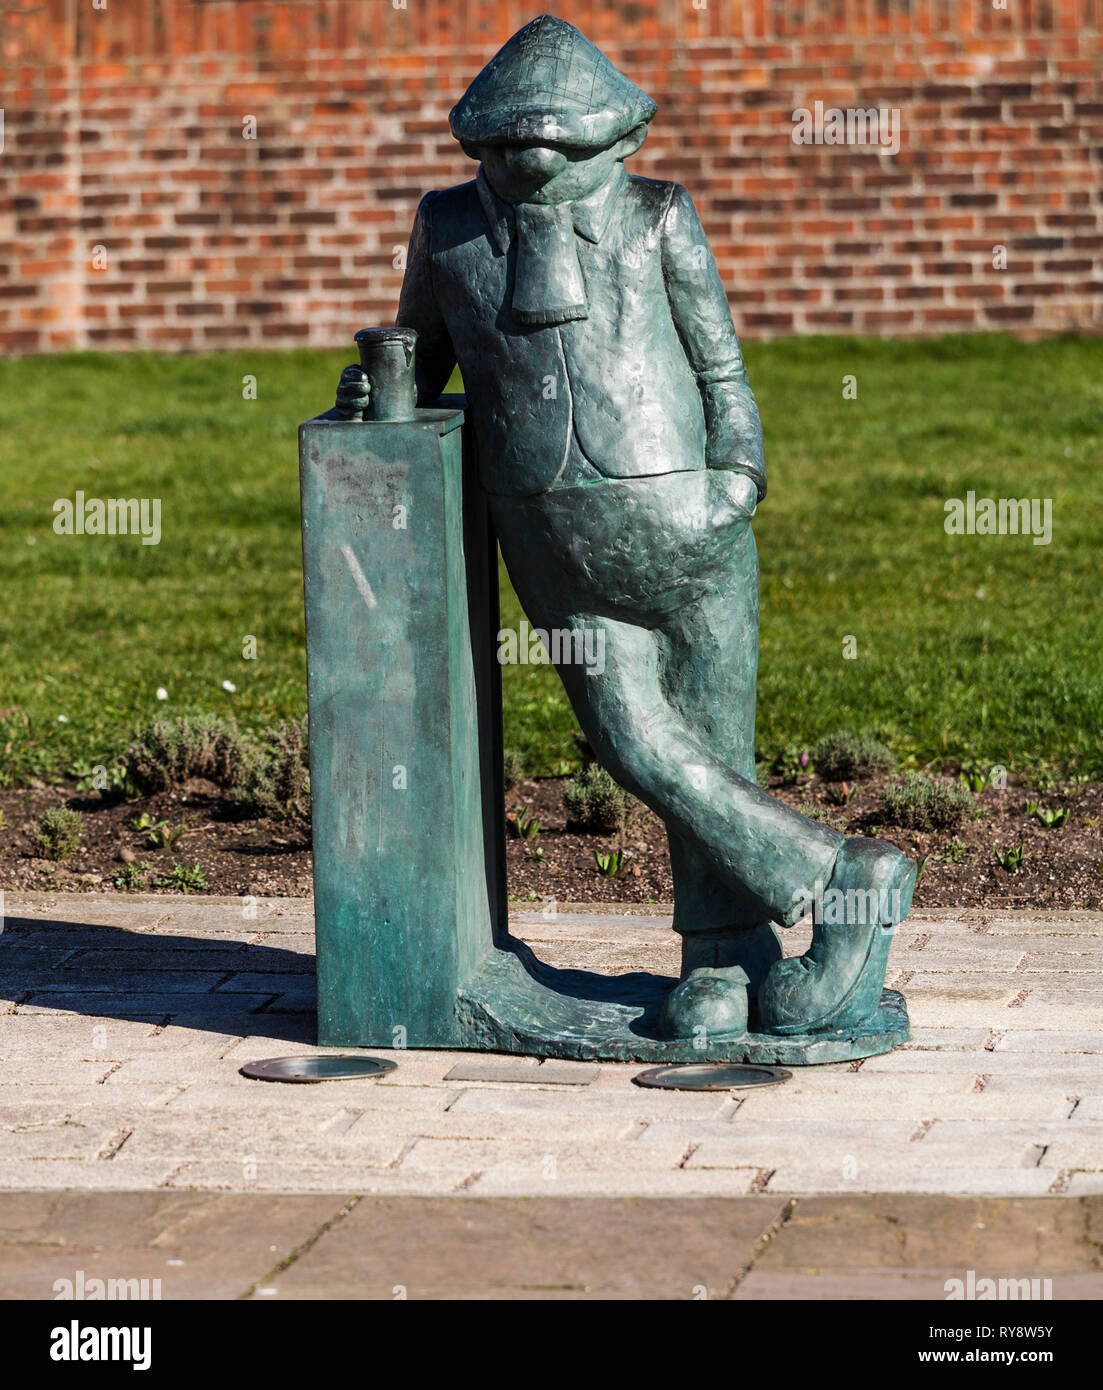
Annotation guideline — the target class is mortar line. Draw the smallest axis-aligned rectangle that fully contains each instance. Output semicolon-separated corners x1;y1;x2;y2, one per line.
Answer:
725;1196;798;1297
237;1196;364;1300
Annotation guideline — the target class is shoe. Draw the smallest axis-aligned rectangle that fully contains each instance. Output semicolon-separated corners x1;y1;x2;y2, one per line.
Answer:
658;965;749;1041
757;837;916;1036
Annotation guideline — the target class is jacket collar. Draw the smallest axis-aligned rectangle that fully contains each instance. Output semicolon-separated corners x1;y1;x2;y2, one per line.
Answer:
476;163;626;255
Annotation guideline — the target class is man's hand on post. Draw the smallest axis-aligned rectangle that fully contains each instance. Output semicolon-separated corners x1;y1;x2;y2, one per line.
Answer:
335;365;372;421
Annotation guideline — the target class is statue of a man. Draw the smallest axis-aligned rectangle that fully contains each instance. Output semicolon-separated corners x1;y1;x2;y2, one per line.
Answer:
339;15;916;1043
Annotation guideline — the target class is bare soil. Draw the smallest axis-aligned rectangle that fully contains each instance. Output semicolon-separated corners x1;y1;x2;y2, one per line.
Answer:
1;772;1100;909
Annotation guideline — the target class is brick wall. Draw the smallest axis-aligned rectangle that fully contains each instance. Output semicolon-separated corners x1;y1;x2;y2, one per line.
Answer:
2;0;1100;354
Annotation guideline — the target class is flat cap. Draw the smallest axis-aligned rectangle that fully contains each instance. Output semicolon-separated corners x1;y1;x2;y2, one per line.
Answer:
449;14;657;150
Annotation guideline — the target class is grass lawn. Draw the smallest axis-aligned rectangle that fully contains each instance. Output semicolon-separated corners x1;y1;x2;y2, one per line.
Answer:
0;333;1099;785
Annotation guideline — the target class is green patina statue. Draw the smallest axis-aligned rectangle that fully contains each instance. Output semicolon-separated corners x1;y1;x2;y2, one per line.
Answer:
305;15;916;1063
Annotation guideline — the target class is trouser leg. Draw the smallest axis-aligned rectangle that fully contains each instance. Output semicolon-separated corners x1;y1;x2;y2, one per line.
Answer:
545;607;843;929
653;529;783;990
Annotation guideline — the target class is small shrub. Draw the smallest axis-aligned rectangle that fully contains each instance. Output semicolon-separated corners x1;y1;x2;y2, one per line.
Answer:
126;715;254;794
68;756;129;800
508;806;540;840
1026;801;1069;828
594;847;631;878
770;743;811;784
31;806;83;860
503;747;525;792
130;811;186;849
881;773;975;831
957;759;990;793
812;729;895;782
114;860;150;891
159;861;208;892
563;762;633;833
797;800;844;831
235;716;310;822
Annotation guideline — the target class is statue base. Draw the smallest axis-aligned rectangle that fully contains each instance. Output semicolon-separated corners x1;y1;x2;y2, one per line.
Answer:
454;937;909;1065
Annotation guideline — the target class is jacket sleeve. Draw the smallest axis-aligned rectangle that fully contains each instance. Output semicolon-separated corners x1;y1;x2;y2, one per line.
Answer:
396;193;457;406
661;184;766;502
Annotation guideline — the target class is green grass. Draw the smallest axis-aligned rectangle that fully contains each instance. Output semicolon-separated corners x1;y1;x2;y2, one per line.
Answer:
0;334;1099;785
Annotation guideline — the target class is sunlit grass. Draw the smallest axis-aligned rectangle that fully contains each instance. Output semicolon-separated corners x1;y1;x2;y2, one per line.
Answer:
0;334;1098;783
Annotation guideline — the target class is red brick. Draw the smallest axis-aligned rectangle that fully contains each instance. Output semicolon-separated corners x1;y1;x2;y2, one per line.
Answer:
1;2;1099;352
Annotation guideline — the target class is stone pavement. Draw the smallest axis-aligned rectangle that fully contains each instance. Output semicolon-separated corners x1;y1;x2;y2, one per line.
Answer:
2;1190;1101;1300
0;894;1101;1200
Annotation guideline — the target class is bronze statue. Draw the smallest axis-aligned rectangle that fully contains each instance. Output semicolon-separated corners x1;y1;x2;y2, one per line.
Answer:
313;16;915;1060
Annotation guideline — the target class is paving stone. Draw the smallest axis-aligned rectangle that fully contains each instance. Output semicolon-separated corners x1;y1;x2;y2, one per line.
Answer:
447;1087;730;1119
1066;1172;1103;1194
444;1059;599;1085
900;1027;993;1050
986;915;1103;937
1035;1135;1103;1170
1066;1097;1103;1121
0;1086;175;1122
0;1159;182;1193
685;1120;918;1171
7;972;227;997
393;1111;641;1145
159;1082;453;1115
468;1168;761;1197
859;1049;1103;1078
17;993;276;1017
0;1190;346;1299
980;1072;1103;1098
166;1162;464;1195
256;1195;784;1300
398;1135;691;1176
899;947;1030;971
763;1165;1061;1197
994;1030;1103;1053
214;973;314;994
116;1119;407;1167
918;1120;1103;1170
65;948;269;972
758;1193;1103;1272
11;931;256;952
733;1271;955;1299
0;1125;124;1161
734;1089;1072;1122
760;1069;979;1097
2;1062;118;1086
0;949;80;970
907;1001;1029;1029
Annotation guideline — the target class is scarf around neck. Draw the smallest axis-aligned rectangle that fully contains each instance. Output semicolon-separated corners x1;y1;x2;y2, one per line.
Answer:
476;165;626;328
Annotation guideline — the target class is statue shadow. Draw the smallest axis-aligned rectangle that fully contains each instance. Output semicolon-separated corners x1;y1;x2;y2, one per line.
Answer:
0;912;675;1047
0;913;316;1045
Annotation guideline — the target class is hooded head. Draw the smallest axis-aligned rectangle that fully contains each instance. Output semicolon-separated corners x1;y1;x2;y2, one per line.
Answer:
449;15;656;205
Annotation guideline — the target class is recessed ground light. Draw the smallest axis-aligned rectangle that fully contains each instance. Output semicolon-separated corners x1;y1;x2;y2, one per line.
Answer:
633;1063;791;1091
240;1055;397;1083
